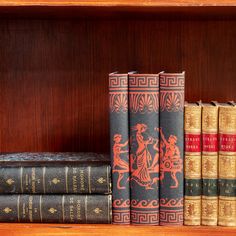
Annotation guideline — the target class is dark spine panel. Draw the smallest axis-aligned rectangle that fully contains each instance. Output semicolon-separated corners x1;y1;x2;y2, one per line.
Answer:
0;195;111;224
109;73;130;224
159;72;185;225
0;166;111;194
129;74;159;225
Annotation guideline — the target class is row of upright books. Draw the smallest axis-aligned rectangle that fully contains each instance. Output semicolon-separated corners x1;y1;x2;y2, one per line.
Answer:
184;101;236;226
109;72;236;226
0;153;112;223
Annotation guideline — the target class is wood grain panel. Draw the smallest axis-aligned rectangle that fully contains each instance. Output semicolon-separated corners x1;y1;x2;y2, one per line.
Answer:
0;19;235;152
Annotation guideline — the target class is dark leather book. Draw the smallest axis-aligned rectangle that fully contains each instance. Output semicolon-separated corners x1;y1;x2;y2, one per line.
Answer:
0;165;111;194
0;152;109;166
159;72;185;225
109;72;130;224
129;73;159;225
0;194;111;223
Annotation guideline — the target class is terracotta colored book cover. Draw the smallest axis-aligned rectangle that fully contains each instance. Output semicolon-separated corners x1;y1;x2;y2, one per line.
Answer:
159;72;185;225
218;104;236;226
184;103;202;225
109;72;130;224
129;73;159;225
201;102;218;226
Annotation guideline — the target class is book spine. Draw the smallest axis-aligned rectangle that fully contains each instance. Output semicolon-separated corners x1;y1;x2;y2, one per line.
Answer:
0;195;111;223
218;106;236;226
109;73;130;224
159;73;185;225
0;166;111;194
184;105;202;225
129;74;159;225
201;105;218;226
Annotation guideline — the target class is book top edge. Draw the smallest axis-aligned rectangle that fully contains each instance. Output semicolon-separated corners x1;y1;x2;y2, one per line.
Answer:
0;152;110;166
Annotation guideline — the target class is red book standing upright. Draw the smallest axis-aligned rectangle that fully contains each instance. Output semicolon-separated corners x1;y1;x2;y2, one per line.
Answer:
129;73;159;225
109;72;130;224
159;72;185;225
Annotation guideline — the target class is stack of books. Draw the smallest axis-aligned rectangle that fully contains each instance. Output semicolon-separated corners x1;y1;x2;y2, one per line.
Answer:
0;153;112;223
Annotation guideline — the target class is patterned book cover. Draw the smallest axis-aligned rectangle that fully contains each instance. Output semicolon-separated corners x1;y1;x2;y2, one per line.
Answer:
201;103;219;226
129;73;159;225
159;72;185;225
0;194;111;223
109;72;130;224
184;103;202;225
218;104;236;226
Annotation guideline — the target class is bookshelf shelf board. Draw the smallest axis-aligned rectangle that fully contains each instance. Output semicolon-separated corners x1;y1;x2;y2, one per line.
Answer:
0;0;235;7
0;1;236;19
0;224;235;236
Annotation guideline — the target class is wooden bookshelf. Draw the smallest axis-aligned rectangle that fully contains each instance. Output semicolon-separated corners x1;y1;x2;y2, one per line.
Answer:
0;224;235;236
0;0;235;235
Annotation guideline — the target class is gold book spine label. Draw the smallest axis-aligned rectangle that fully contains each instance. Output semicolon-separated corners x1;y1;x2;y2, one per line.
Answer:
184;196;201;225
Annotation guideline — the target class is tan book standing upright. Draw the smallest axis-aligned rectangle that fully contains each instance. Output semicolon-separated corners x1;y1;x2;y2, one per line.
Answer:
184;103;202;225
201;103;219;226
218;104;236;226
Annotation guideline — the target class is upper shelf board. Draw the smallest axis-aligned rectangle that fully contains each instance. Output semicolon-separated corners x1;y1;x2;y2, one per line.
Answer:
1;0;236;7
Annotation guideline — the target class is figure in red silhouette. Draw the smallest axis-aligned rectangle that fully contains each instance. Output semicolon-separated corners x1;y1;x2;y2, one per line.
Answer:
131;124;157;189
113;134;129;189
149;130;159;173
159;128;182;188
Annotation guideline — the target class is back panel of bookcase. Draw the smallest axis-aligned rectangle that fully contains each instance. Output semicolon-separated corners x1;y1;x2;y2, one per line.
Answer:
0;19;235;152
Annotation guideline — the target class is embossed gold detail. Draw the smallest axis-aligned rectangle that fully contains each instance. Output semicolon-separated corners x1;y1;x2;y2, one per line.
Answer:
219;155;236;179
202;155;218;178
185;155;201;179
219;107;236;133
6;178;15;185
202;106;218;132
184;197;201;225
97;177;106;184
3;207;12;214
185;106;201;133
94;208;102;214
48;208;57;214
52;178;60;185
219;198;236;226
201;198;218;225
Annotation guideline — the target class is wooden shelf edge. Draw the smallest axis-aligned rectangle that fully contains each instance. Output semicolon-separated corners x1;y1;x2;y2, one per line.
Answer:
1;0;236;7
0;224;235;236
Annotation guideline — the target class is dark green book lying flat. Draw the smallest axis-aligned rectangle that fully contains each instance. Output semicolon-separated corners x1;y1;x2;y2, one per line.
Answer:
0;194;112;224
